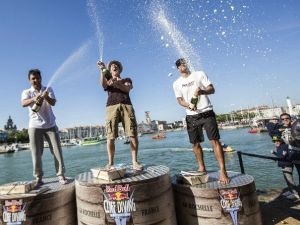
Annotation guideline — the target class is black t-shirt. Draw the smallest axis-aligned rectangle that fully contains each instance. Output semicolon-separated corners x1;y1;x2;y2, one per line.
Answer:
105;78;132;106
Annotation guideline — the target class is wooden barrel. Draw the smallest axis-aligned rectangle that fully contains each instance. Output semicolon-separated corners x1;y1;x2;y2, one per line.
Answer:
173;171;262;225
0;177;76;225
75;165;176;225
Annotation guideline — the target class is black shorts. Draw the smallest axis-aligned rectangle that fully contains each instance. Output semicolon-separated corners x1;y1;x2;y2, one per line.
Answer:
186;110;220;144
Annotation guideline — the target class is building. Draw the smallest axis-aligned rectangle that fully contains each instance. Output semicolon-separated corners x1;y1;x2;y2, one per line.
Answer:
61;125;106;139
0;129;8;142
137;111;156;134
172;120;184;129
154;120;168;131
4;116;17;132
294;104;300;115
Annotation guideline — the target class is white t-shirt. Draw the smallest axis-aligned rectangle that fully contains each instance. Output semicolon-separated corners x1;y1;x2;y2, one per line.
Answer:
21;86;56;129
173;71;213;115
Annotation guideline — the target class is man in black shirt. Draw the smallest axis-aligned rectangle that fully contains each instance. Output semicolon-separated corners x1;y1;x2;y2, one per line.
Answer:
97;60;142;170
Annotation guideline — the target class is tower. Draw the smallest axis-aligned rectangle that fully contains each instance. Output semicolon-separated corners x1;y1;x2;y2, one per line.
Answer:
4;115;17;132
145;111;152;125
286;96;294;116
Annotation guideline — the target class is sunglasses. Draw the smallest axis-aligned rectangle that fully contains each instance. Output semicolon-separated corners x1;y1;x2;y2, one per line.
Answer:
281;117;290;120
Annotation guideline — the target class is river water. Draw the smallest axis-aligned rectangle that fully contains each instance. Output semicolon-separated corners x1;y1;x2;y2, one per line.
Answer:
0;128;296;189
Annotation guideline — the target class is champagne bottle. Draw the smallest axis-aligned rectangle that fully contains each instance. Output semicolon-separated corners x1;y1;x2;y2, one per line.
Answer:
102;68;112;81
189;95;198;110
32;96;44;113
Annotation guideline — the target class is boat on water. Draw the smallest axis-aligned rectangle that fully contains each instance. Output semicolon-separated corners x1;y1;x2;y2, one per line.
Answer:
248;117;270;134
220;125;238;130
202;142;235;153
124;137;130;144
221;142;235;152
0;144;15;154
248;127;268;134
223;145;235;152
81;136;107;146
124;140;130;144
152;132;166;140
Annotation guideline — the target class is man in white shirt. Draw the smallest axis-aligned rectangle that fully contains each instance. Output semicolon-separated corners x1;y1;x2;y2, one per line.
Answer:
21;69;67;186
173;58;229;185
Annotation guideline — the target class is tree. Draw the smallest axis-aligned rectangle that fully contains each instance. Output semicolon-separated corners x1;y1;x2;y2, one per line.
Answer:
7;129;29;143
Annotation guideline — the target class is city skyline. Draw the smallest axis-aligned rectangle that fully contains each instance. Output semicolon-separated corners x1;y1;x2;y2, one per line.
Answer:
2;100;298;130
1;0;300;129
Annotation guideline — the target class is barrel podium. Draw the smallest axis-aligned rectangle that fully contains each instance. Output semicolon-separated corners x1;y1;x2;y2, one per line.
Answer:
0;178;76;225
173;171;262;225
75;165;176;225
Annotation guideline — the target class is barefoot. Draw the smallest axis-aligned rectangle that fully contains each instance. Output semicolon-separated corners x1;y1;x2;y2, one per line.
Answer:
219;172;230;185
198;165;206;173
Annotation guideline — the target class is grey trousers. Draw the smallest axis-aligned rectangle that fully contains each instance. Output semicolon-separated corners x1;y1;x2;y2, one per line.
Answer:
29;126;65;179
282;166;299;195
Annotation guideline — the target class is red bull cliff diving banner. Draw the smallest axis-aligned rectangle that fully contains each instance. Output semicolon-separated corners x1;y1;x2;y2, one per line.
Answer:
103;184;136;225
219;188;242;225
2;199;27;225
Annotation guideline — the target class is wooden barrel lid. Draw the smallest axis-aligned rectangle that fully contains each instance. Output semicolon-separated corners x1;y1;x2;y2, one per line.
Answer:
76;165;170;185
174;171;253;188
0;177;74;200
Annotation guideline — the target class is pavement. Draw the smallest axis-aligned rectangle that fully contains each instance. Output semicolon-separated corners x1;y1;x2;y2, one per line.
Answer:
258;189;300;225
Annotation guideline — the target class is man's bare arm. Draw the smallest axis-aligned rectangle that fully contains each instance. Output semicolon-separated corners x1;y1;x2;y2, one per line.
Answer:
97;61;109;89
21;97;35;107
43;91;56;106
196;84;215;96
113;80;132;93
177;97;189;108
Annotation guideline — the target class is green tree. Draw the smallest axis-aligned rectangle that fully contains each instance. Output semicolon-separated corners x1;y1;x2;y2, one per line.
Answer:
7;129;29;143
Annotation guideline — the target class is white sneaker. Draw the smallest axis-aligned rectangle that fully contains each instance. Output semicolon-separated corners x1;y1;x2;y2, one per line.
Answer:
286;193;300;200
282;191;293;197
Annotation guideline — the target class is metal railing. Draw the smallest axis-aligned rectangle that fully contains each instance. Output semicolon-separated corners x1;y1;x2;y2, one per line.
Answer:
237;151;300;174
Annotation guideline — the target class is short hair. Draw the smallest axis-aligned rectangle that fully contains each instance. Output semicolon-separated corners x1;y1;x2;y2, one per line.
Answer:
175;58;187;68
108;60;123;73
280;113;291;119
28;69;41;80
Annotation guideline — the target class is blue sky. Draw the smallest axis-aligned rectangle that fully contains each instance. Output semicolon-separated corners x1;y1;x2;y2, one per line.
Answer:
1;0;300;129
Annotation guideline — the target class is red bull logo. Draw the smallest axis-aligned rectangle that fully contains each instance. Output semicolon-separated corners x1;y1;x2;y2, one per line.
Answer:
219;188;242;225
219;188;239;200
103;184;136;225
109;192;129;201
6;205;22;213
2;199;27;225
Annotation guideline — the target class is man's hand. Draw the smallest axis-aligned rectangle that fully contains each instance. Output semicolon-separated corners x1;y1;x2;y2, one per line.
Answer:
124;81;131;86
195;87;201;96
188;103;197;111
195;87;206;96
41;90;49;99
107;79;114;86
36;96;44;105
270;149;275;154
97;61;106;70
